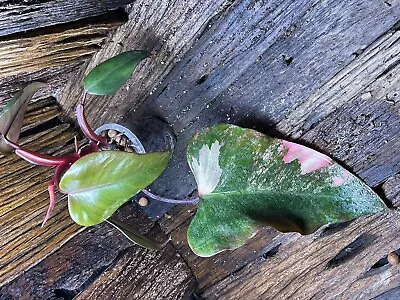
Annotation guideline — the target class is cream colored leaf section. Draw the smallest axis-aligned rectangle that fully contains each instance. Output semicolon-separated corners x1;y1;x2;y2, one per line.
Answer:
190;141;222;196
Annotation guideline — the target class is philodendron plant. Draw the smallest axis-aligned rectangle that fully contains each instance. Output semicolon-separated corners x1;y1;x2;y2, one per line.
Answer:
0;50;387;257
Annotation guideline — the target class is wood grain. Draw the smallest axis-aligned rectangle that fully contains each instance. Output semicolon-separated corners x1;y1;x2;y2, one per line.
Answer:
126;0;400;202
0;204;160;299
0;0;132;36
383;174;400;207
1;0;399;298
0;11;125;79
0;98;84;287
159;205;280;294
57;0;400;199
201;212;400;300
75;231;195;300
58;0;232;126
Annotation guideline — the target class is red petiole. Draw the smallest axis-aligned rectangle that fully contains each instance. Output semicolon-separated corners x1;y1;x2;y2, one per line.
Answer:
3;91;104;226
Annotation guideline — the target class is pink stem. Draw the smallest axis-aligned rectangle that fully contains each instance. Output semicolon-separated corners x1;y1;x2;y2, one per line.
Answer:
76;102;107;145
3;137;75;166
42;163;70;227
42;180;56;227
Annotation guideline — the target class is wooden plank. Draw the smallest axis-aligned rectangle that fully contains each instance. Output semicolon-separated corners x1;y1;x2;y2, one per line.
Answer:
0;98;85;287
0;62;84;108
276;21;400;138
0;0;132;36
58;0;232;126
0;204;161;299
38;0;400;297
0;11;125;79
127;0;400;203
159;205;280;293
383;174;400;207
276;22;400;186
201;212;400;300
75;228;195;300
58;0;400;199
139;0;400;132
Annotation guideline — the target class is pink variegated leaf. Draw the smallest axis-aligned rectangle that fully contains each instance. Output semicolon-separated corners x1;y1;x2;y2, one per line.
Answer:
187;124;387;257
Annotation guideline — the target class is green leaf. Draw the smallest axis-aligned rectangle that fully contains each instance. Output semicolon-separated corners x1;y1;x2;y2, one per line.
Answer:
0;82;46;154
186;124;387;257
83;50;150;95
59;150;169;226
107;217;168;250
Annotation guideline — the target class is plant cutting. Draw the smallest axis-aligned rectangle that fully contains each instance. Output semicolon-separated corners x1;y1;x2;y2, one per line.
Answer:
0;51;171;250
0;50;388;256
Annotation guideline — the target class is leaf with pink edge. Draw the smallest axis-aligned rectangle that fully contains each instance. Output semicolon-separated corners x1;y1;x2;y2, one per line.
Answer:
186;124;387;257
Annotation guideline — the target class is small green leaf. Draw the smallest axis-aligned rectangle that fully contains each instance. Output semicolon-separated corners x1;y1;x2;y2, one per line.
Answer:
107;218;168;250
0;82;46;154
187;124;387;257
83;50;150;95
59;150;169;226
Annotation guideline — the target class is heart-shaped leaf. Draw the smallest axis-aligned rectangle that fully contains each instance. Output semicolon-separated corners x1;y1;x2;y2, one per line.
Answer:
0;82;46;154
83;50;150;95
59;150;169;226
187;124;387;257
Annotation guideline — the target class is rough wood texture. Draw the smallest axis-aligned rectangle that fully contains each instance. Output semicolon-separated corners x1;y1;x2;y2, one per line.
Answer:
159;205;280;294
0;204;163;299
201;212;400;300
0;0;132;36
2;0;400;298
59;0;400;199
58;0;231;130
282;22;400;186
0;11;125;79
76;233;195;300
383;174;400;207
0;98;84;286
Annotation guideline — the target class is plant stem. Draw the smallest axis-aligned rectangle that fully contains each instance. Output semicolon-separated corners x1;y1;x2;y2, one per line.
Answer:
142;189;200;204
76;92;107;145
2;135;76;166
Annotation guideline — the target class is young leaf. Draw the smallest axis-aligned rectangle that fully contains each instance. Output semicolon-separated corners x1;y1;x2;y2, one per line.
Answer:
83;50;150;95
59;150;169;226
107;218;168;250
186;124;387;257
0;82;46;154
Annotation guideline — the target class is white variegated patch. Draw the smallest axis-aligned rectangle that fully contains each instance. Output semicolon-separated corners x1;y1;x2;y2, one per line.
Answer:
190;141;222;196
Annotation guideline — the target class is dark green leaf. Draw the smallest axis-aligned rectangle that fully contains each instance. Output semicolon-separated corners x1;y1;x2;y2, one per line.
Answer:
59;150;169;226
0;82;46;154
107;217;168;250
187;124;387;257
83;50;150;95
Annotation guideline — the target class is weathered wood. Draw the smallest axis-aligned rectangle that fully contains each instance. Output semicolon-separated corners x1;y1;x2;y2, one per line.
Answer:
0;0;132;36
75;229;195;300
2;0;399;298
383;174;400;207
201;212;400;299
0;11;125;79
280;22;400;186
58;0;231;129
0;98;84;287
0;204;158;299
159;205;280;293
58;0;400;201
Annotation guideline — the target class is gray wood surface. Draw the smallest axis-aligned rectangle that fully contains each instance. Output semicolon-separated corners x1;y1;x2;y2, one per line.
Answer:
59;0;400;197
0;0;399;298
0;0;132;36
202;212;400;299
